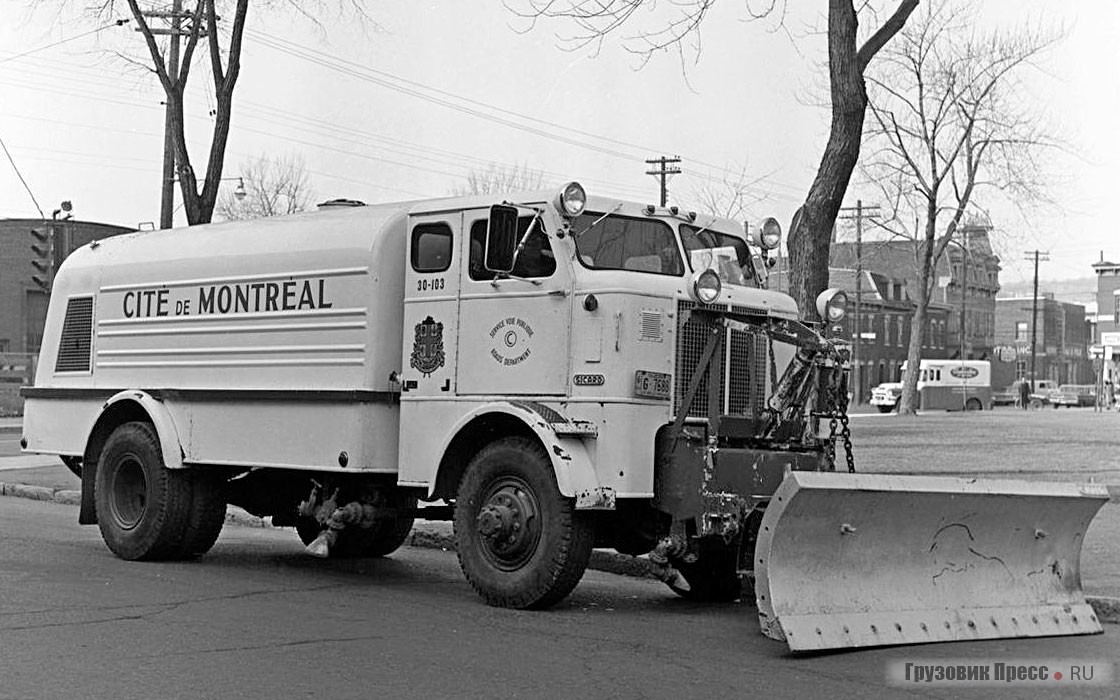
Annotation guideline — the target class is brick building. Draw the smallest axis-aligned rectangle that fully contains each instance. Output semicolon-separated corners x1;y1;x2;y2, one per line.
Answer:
772;266;952;401
1090;255;1120;388
830;224;1001;361
0;218;133;353
1092;256;1120;338
825;268;951;401
993;293;1092;386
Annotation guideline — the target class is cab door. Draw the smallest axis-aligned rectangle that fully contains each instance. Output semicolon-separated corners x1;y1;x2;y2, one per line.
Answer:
456;208;572;396
400;214;461;397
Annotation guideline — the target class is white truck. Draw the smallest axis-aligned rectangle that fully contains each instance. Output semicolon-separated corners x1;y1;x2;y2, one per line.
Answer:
22;183;1107;651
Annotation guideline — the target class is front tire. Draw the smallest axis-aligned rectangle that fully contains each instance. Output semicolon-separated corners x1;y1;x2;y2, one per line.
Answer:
95;422;225;561
454;437;593;610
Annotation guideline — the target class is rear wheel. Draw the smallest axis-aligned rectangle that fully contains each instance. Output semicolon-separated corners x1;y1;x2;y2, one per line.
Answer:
965;397;982;411
454;437;593;609
95;422;225;560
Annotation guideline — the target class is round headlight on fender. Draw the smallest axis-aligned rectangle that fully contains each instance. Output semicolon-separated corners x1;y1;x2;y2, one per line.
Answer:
815;287;848;323
555;182;586;217
691;269;722;304
752;217;782;250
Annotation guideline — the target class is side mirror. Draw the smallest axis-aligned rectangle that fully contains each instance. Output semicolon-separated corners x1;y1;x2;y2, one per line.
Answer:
485;204;520;273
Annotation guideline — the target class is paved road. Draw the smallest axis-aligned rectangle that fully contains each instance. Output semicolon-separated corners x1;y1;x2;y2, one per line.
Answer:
0;435;22;458
1;498;1117;700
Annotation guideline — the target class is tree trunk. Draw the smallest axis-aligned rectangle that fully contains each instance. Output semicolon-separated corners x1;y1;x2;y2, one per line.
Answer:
899;203;938;414
787;0;867;321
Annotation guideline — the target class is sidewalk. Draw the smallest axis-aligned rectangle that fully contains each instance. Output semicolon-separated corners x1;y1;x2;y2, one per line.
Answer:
1;448;1118;623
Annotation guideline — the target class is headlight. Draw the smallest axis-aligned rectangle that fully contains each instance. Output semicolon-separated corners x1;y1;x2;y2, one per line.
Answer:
752;217;782;250
691;269;722;304
815;287;847;323
556;182;586;217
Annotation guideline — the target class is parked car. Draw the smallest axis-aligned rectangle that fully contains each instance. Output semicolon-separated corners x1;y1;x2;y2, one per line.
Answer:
869;382;903;413
1048;384;1097;408
994;379;1056;407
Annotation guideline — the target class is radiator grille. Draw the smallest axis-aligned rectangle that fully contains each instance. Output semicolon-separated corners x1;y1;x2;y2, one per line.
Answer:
674;300;767;419
54;296;94;373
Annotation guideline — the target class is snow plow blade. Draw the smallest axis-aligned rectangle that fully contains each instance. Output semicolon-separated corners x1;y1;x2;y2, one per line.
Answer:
755;472;1108;652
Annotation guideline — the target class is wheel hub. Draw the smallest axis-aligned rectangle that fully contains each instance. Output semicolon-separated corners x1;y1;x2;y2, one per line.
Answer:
475;481;539;570
110;455;147;530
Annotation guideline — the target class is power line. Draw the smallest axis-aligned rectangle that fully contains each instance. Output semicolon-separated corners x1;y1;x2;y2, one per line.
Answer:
244;30;808;200
0;19;130;66
4;30;806;210
0;134;45;218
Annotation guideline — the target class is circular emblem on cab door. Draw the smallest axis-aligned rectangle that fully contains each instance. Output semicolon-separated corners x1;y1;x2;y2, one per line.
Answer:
489;317;534;366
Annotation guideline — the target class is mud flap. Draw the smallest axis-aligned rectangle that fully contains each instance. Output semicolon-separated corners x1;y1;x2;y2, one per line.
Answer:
755;472;1109;651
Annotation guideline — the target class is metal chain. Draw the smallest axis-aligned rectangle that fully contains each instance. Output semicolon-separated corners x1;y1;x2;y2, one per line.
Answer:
840;410;855;473
837;366;856;473
826;414;838;471
768;335;778;389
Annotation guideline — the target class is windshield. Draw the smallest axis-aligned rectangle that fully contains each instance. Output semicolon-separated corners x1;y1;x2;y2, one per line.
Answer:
680;224;757;287
572;213;683;276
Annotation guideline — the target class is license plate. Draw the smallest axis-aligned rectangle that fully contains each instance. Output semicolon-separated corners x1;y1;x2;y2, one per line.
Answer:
634;370;671;400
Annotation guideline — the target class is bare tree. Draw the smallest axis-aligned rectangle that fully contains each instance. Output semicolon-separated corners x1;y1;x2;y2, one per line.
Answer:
31;1;369;225
859;2;1060;414
685;165;770;221
216;153;314;220
452;163;546;196
511;0;919;320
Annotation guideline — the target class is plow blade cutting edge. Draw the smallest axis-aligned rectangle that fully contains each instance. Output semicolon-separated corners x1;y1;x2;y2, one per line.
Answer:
754;472;1108;652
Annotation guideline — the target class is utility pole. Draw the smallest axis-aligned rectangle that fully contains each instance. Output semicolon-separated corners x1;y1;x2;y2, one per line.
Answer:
959;227;969;361
645;156;681;207
838;201;880;404
1025;250;1050;390
142;0;189;230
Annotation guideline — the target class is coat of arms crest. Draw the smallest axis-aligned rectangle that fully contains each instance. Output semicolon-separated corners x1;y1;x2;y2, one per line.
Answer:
410;315;445;377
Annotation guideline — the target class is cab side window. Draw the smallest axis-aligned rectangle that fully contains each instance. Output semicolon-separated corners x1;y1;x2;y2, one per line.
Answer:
468;217;555;281
411;223;453;273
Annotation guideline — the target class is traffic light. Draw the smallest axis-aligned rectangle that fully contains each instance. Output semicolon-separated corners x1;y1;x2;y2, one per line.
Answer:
30;226;55;291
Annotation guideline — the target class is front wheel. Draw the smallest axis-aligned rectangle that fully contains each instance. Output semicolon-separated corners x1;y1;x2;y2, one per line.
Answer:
454;437;594;609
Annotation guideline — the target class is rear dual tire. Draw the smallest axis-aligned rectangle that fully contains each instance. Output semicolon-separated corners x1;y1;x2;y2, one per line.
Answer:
95;422;226;561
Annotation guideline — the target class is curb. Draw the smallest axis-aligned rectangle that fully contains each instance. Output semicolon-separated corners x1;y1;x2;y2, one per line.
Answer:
0;482;81;506
0;480;1115;619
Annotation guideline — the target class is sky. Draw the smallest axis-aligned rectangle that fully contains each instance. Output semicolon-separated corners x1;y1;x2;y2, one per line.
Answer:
1;1;1117;290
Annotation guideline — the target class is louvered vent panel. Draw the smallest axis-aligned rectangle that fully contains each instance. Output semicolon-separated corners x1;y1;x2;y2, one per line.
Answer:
54;296;94;373
639;309;663;342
